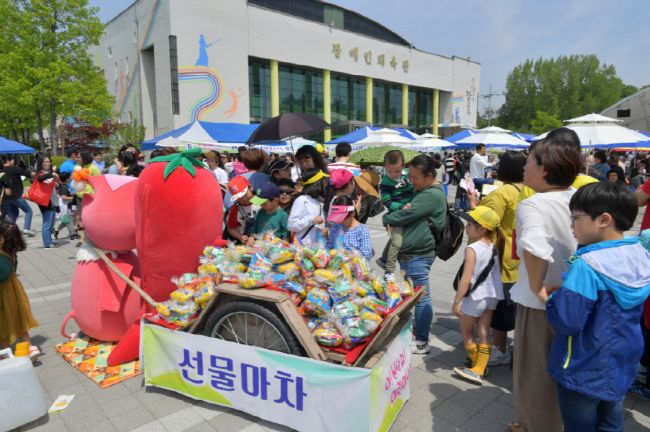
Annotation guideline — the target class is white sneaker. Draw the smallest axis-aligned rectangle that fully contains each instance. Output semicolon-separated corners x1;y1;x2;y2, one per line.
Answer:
487;345;511;366
411;340;431;355
384;272;395;282
22;229;35;236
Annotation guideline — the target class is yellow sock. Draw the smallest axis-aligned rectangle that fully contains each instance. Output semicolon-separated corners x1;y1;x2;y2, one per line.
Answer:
464;343;478;367
471;344;492;376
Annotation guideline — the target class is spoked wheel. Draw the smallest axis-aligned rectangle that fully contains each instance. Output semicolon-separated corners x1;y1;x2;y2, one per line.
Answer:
203;301;303;356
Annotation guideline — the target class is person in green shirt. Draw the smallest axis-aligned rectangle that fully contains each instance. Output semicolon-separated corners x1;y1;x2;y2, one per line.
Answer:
250;182;289;241
382;154;447;355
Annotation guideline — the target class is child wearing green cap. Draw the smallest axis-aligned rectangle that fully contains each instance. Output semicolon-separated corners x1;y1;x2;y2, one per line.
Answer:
452;205;503;385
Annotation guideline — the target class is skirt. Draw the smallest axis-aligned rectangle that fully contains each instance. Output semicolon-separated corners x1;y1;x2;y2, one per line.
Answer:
0;273;38;346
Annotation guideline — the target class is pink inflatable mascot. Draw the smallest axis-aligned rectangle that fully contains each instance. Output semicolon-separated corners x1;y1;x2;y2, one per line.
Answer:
61;175;144;341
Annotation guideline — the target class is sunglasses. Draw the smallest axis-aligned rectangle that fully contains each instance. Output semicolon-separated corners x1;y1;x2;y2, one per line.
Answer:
279;189;294;196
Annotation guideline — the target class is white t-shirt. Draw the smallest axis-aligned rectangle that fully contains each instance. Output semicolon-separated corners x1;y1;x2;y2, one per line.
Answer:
510;189;577;310
213;167;229;185
470;153;491;178
467;241;503;301
287;195;323;245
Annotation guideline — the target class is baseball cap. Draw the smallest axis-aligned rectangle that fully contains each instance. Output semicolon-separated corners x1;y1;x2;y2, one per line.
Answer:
268;159;294;176
227;176;250;203
327;205;356;223
459;206;500;231
329;169;354;189
251;182;281;205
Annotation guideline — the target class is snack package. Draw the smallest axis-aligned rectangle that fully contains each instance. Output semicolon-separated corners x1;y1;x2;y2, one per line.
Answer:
352;255;370;281
362;296;390;317
333;300;358;320
194;284;215;306
398;278;414;297
301;257;315;272
314;269;338;285
313;322;344;347
305;247;329;269
329;280;353;303
248;253;273;274
277;261;300;279
238;272;266;289
283;281;306;297
328;253;345;271
361;309;383;333
342;316;369;344
170;288;194;304
264;272;288;287
340;261;353;282
269;247;294;264
384;280;402;308
303;287;331;317
354;280;373;297
371;278;385;300
306;317;325;332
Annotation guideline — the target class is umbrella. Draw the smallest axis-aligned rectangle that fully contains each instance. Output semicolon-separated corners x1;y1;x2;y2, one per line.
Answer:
0;137;35;154
512;132;535;142
349;146;420;166
533;114;650;148
399;133;455;152
354;128;414;147
455;126;529;149
252;137;316;154
444;129;477;143
246;113;330;145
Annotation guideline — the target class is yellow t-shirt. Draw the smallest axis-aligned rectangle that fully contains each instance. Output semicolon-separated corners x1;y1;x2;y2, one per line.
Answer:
480;183;522;283
518;174;599;202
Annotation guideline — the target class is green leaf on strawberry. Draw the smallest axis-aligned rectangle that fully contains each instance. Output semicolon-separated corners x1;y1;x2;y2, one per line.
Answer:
150;147;206;179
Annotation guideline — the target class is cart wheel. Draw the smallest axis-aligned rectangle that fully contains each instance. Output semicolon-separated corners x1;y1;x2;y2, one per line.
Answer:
203;301;303;356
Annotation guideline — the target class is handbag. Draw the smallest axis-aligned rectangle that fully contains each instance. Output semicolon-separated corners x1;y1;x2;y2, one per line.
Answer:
453;245;497;296
27;176;55;207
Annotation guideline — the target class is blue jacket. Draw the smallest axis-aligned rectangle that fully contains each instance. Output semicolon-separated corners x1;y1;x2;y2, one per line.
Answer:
547;237;650;401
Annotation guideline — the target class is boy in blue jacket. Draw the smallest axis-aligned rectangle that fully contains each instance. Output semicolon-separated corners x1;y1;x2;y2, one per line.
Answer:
546;182;650;432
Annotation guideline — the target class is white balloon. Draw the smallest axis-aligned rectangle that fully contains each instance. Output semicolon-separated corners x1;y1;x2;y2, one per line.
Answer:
71;180;86;192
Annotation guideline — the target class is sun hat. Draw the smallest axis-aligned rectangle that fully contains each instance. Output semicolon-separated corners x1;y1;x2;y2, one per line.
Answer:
460;205;501;231
227;176;250;203
268;159;294;176
329;169;354;189
315;143;326;153
251;182;281;205
327;205;356;223
353;170;380;198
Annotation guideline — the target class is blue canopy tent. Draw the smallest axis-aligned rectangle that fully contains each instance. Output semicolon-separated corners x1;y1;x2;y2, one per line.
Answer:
512;132;536;142
0;137;36;154
141;121;258;150
444;129;477;144
326;126;417;144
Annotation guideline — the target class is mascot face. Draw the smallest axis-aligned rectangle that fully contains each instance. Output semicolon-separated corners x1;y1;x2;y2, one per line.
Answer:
82;175;138;251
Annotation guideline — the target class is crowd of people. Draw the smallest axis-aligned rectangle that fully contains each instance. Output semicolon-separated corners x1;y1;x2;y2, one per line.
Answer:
2;128;650;431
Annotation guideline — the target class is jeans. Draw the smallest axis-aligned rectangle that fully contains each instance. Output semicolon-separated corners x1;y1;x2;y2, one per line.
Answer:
398;255;435;343
472;177;495;194
6;198;33;230
41;209;55;247
556;384;624;432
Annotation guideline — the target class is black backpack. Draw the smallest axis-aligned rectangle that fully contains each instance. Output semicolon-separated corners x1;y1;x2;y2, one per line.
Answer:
452;245;497;295
430;195;464;261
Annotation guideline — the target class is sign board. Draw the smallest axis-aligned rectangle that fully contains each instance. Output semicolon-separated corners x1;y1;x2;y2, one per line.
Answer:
142;320;412;432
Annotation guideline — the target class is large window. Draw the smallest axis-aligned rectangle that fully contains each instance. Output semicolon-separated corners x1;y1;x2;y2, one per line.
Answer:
408;87;433;134
249;58;271;122
279;65;323;116
373;81;402;126
331;73;366;124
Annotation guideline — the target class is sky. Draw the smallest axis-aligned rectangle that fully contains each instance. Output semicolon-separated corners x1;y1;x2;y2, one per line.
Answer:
89;0;650;114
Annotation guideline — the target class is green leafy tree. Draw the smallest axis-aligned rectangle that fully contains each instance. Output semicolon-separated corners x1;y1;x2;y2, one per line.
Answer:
0;0;114;151
530;111;563;135
499;55;637;132
104;119;146;161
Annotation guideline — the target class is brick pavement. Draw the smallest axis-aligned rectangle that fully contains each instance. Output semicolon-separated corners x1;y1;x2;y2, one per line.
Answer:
11;198;650;432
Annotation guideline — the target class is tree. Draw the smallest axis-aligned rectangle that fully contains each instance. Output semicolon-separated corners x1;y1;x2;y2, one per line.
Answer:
0;0;114;151
104;119;146;161
530;111;563;135
499;55;637;132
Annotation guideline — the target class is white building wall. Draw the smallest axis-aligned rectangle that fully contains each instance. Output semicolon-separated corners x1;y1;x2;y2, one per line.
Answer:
600;88;650;131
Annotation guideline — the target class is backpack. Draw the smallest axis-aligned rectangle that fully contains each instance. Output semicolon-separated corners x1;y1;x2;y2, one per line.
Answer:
429;189;464;261
452;245;497;295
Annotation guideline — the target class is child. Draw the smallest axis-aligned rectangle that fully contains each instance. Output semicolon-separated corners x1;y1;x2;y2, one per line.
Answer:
546;182;650;432
226;176;258;244
276;178;296;215
452;206;503;385
288;168;328;245
250;182;289;241
53;171;77;240
377;150;413;281
326;194;372;259
0;222;40;358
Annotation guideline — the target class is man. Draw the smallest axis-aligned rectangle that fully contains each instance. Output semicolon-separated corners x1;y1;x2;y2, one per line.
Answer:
92;152;105;173
60;146;80;174
444;151;456;185
327;142;360;176
469;144;494;192
1;155;34;235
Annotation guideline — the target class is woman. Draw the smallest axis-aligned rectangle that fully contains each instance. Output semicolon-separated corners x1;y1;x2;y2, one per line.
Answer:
509;138;582;432
80;151;101;177
35;156;59;249
382;155;446;354
588;150;610;181
295;145;328;176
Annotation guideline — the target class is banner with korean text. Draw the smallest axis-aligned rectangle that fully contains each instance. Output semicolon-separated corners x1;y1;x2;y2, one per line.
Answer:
142;321;411;432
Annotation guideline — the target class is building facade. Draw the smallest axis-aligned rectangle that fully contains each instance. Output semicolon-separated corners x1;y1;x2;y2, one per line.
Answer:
90;0;481;140
600;87;650;132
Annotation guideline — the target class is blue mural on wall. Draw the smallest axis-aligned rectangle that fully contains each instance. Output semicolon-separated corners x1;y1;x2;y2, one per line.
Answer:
195;34;220;67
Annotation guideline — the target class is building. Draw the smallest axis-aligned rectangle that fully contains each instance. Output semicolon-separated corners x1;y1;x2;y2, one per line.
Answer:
600;87;650;132
90;0;481;141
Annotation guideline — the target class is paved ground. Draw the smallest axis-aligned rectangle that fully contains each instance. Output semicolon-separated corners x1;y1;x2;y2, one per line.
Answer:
11;194;650;432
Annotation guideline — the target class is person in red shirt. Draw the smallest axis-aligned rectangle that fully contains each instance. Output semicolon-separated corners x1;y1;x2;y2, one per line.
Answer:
637;178;650;231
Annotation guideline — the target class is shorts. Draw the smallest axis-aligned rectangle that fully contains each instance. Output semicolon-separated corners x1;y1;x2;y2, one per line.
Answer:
460;297;499;317
491;282;517;331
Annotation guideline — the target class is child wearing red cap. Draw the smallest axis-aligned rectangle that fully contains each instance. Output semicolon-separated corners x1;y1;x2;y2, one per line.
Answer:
226;176;258;244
